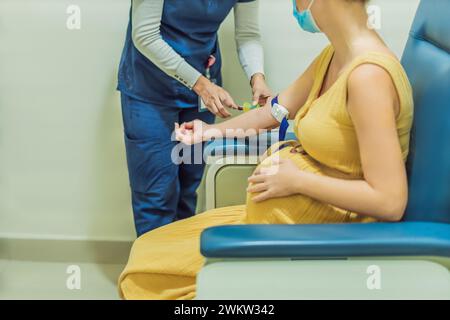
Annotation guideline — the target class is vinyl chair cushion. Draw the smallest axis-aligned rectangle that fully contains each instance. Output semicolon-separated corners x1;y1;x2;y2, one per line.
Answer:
204;131;297;157
402;0;450;223
201;222;450;258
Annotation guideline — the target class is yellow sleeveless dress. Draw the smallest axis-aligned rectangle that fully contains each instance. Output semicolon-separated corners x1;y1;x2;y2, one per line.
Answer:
118;45;414;300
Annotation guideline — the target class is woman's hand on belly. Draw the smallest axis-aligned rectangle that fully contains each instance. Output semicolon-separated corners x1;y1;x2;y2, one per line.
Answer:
247;158;303;203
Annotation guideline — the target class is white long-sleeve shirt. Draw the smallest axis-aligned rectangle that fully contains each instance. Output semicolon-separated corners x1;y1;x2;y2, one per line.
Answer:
131;0;265;90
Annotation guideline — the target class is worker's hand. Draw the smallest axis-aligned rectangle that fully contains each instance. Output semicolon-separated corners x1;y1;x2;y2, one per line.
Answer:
251;73;273;107
175;120;217;145
247;158;301;203
193;76;240;118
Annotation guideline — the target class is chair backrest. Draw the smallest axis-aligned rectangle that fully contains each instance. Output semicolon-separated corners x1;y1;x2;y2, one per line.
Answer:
402;0;450;223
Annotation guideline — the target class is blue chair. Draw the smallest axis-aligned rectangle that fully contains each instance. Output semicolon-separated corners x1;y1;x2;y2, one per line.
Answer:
197;0;450;299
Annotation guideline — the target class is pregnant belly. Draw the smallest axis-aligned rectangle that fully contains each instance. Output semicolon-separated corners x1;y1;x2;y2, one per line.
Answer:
243;146;354;225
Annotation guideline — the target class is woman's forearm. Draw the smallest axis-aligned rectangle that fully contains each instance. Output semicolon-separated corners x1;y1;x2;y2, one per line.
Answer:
294;170;407;221
234;0;265;80
131;0;201;89
205;102;279;140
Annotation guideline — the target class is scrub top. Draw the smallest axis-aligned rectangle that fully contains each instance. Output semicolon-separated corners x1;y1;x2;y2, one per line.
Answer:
118;0;255;108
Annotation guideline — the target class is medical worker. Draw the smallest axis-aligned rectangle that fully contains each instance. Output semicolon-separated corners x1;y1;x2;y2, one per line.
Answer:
118;0;270;236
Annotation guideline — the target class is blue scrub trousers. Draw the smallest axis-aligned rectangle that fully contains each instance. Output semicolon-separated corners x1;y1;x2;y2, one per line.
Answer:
121;94;215;236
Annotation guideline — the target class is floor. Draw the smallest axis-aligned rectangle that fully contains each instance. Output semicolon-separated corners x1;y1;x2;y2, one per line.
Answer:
0;259;124;300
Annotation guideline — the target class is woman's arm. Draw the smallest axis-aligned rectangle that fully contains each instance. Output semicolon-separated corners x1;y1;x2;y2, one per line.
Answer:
131;0;239;117
248;64;407;221
215;54;318;131
175;101;277;144
176;56;317;144
234;0;272;106
131;0;201;89
234;0;264;81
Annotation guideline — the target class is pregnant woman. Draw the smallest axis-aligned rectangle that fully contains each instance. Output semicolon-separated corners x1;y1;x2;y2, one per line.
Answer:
119;0;414;299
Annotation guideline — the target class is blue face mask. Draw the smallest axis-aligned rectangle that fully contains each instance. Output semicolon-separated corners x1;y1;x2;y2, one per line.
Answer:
292;0;321;34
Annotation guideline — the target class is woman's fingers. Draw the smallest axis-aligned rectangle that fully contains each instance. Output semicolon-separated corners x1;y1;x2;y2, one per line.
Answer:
206;99;220;117
261;164;281;176
253;166;262;175
181;132;194;145
252;90;261;107
175;122;192;143
214;96;231;118
253;89;271;106
247;183;268;194
252;191;272;203
248;173;266;184
258;95;271;107
201;84;237;116
175;120;208;145
271;158;285;166
223;92;239;110
182;121;192;130
174;123;183;141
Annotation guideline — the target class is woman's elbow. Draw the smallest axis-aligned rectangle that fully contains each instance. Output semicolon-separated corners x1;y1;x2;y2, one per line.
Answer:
132;27;158;52
379;193;408;222
131;28;146;51
235;33;261;45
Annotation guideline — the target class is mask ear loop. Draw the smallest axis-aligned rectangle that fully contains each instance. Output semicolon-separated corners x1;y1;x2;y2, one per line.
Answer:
307;0;321;32
293;0;299;12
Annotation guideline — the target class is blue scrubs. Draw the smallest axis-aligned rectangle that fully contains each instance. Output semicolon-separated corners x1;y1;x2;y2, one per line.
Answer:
118;0;255;236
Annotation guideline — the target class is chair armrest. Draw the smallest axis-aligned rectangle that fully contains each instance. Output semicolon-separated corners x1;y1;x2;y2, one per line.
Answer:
200;222;450;258
203;131;297;158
